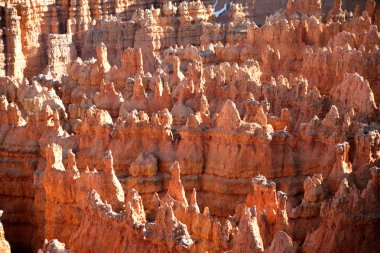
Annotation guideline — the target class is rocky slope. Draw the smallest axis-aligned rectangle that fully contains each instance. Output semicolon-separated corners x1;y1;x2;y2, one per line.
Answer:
0;0;379;252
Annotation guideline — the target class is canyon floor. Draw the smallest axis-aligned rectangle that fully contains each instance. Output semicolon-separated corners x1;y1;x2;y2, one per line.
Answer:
0;0;379;252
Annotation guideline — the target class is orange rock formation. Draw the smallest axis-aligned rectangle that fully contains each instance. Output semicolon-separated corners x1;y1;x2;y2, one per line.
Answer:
0;0;379;252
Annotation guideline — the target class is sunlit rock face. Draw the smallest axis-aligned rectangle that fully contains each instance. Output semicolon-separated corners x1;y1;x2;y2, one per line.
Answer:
0;0;379;252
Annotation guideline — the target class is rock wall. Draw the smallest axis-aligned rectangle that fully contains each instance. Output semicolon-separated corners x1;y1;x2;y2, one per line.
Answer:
0;0;379;252
39;146;295;253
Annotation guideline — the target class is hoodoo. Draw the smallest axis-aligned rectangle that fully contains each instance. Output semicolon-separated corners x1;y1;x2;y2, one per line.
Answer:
0;0;379;252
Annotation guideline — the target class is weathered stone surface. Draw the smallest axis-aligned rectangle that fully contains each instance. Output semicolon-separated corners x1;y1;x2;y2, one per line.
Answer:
0;0;378;252
0;211;10;253
303;167;380;253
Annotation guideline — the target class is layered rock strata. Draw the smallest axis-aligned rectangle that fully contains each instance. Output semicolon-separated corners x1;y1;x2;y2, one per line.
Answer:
0;0;379;252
